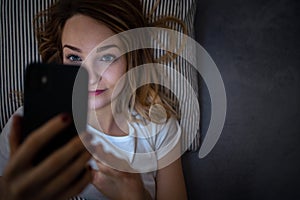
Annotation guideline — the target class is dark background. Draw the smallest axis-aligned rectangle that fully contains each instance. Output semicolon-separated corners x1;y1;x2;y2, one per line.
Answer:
182;0;300;199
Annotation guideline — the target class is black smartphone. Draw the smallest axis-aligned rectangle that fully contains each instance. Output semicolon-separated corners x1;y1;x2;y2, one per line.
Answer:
22;62;89;164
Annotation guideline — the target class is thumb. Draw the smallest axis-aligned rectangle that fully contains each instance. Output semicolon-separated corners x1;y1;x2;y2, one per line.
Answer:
9;115;22;157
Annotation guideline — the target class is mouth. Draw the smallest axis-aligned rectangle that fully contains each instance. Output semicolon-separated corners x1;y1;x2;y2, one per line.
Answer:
89;89;106;96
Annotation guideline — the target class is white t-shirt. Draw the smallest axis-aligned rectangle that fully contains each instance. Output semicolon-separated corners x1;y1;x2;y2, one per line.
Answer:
0;106;181;200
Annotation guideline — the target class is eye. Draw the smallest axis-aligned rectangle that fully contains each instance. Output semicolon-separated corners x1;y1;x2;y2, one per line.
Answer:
66;54;82;62
100;54;117;62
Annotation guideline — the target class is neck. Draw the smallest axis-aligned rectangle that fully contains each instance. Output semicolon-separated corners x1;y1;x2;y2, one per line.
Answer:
88;105;128;136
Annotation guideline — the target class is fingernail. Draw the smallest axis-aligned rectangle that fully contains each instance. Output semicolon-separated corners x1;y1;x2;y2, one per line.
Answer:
61;113;71;123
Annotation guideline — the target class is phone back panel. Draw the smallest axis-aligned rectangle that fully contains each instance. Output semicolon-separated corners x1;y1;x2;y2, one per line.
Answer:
22;63;89;163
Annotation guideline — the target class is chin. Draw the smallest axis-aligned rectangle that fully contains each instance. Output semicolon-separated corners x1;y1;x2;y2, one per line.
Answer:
88;99;110;111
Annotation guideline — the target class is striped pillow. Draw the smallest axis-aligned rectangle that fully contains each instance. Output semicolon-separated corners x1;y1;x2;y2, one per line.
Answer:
0;0;199;150
0;0;57;130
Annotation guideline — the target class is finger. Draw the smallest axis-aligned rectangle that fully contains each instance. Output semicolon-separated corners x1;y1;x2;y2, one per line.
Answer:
11;113;72;165
12;148;91;200
91;168;107;190
4;113;72;179
57;167;92;200
36;149;92;198
24;136;89;185
79;131;94;144
22;113;72;153
9;115;22;157
96;161;123;177
78;131;95;152
93;143;134;172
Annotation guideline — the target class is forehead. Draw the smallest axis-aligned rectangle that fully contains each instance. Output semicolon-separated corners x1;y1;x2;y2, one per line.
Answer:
61;14;118;52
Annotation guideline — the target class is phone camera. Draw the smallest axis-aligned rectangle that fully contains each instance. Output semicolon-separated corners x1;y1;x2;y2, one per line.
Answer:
41;76;47;84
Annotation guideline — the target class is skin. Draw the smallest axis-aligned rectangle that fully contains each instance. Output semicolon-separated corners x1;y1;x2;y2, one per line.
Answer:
61;14;187;200
0;115;92;200
62;14;127;135
0;14;187;200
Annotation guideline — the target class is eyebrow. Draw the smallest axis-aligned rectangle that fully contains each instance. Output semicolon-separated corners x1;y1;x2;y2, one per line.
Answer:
63;44;82;53
96;44;120;52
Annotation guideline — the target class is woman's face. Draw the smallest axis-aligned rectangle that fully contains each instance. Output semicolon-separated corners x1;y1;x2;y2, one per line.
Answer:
61;14;127;111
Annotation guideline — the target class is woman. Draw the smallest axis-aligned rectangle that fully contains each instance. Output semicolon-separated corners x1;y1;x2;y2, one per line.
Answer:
0;0;187;199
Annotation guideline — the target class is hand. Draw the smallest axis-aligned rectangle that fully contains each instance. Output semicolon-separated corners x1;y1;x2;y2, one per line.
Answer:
91;145;152;200
1;114;92;200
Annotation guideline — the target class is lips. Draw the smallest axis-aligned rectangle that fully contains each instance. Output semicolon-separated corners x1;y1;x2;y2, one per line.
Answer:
89;89;106;96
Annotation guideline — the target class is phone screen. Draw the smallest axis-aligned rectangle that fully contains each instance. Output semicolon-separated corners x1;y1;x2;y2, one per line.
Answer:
22;62;89;164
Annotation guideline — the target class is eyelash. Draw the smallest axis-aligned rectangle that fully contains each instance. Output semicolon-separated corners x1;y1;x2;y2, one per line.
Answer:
66;54;82;62
65;53;118;64
100;54;117;62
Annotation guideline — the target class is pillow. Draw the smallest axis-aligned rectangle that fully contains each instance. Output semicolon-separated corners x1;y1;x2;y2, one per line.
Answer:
0;0;199;151
142;0;199;151
0;0;56;129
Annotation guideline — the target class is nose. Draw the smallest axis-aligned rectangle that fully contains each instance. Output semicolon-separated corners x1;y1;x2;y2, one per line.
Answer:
82;62;102;87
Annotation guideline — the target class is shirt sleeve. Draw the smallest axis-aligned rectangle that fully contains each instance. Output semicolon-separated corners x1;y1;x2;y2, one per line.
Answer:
0;106;23;176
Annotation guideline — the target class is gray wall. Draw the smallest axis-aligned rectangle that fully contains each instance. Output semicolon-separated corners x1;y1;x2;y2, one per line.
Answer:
182;0;300;199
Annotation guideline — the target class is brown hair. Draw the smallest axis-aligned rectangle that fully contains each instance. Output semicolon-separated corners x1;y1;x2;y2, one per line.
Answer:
34;0;184;122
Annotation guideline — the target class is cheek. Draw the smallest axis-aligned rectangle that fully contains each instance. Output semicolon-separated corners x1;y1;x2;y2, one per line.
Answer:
103;59;127;84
